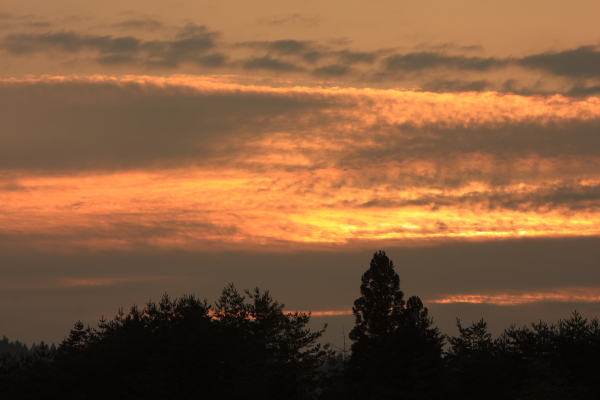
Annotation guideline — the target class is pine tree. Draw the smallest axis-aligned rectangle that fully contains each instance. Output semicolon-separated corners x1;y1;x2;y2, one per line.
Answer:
347;250;444;400
350;250;405;343
213;284;331;400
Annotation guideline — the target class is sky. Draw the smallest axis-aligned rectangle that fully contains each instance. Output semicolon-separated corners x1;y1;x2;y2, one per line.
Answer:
1;0;600;347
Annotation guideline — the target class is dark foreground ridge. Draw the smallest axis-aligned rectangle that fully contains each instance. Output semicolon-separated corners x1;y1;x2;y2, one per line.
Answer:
2;251;600;399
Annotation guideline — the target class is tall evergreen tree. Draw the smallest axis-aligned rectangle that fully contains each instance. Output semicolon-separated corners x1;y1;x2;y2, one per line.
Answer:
350;250;405;343
347;250;444;400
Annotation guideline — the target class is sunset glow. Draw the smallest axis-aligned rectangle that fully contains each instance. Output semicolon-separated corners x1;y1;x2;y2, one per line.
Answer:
2;76;599;251
1;2;600;346
431;288;600;306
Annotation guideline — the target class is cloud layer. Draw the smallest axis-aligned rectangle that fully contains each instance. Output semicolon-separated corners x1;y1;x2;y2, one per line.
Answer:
2;23;600;95
1;76;599;250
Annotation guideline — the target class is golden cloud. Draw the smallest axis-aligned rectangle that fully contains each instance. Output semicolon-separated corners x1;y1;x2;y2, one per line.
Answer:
431;287;600;305
1;76;599;251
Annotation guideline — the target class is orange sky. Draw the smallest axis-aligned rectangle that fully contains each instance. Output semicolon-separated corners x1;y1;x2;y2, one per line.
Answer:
2;76;599;251
1;2;600;346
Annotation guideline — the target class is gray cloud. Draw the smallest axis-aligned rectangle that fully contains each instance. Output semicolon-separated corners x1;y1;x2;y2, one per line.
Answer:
0;181;29;191
2;31;141;54
26;21;53;28
336;50;377;64
266;39;311;55
0;78;334;171
238;39;313;55
414;42;484;53
4;24;600;90
384;52;505;73
113;18;164;32
365;121;600;161
353;182;600;213
0;215;243;254
567;85;600;97
237;41;382;74
519;46;600;78
258;13;321;26
313;64;350;76
2;78;600;180
1;24;224;68
243;55;304;71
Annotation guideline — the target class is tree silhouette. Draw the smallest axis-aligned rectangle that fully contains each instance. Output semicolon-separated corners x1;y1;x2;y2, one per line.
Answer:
498;311;600;399
350;250;405;343
444;319;513;399
213;284;331;399
346;250;444;400
0;336;30;361
6;285;332;400
4;258;600;399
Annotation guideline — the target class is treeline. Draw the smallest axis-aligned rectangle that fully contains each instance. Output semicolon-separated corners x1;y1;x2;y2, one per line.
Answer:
1;337;32;359
1;251;600;399
0;337;56;370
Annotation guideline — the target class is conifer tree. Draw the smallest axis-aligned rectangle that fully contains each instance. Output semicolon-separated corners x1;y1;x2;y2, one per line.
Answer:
347;250;444;400
350;250;405;343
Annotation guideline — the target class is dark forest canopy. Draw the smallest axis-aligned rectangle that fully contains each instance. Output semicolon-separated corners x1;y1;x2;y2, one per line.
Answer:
2;251;600;399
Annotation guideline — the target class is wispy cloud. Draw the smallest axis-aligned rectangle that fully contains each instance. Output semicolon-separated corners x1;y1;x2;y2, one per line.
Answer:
3;25;600;94
0;275;181;290
56;276;176;287
113;18;164;32
431;287;600;305
519;46;600;78
1;24;224;67
257;13;321;27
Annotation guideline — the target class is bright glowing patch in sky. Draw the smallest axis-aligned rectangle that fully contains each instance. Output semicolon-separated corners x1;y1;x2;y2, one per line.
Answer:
1;76;599;251
431;287;600;305
2;168;600;251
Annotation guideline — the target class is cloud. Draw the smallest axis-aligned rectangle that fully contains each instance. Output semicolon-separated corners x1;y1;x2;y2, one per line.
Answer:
26;21;53;28
113;18;164;32
567;85;600;97
238;39;313;55
1;24;224;67
236;40;380;75
383;52;505;73
313;64;350;76
266;39;311;55
336;50;377;64
56;276;176;287
3;23;600;92
2;75;600;173
419;78;489;92
243;55;304;71
431;287;600;305
0;183;28;191
1;76;600;250
258;13;321;26
519;45;600;78
0;75;337;171
2;31;141;54
353;181;600;213
414;42;484;53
